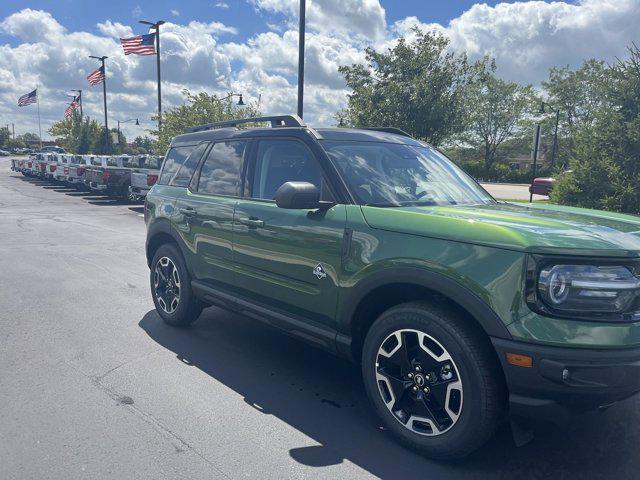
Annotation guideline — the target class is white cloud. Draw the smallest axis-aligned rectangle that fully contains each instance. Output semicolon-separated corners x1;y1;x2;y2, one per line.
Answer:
214;2;230;8
0;10;237;140
250;0;387;40
96;20;133;38
170;9;180;17
1;1;639;141
393;0;640;84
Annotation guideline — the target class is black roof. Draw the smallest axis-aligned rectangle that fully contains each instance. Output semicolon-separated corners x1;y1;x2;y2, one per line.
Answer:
170;115;423;147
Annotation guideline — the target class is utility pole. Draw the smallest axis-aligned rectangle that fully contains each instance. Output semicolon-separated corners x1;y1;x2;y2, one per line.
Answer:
530;124;541;203
89;56;109;150
139;20;165;132
550;108;560;171
297;0;306;119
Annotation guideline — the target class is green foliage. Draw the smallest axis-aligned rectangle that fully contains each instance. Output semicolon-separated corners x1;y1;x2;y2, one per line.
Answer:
151;90;261;153
0;127;9;148
90;127;114;155
4;138;26;150
131;136;155;154
462;71;538;172
48;113;102;154
17;132;41;143
551;45;640;214
542;59;611;169
338;29;484;146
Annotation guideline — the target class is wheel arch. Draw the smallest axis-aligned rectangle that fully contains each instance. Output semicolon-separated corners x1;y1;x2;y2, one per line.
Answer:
146;219;180;268
337;267;513;362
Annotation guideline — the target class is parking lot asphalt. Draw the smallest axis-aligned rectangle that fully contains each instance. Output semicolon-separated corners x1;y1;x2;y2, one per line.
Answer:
1;158;638;480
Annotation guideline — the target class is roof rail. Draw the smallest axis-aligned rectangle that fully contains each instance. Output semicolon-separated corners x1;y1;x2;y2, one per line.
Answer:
187;114;306;133
361;127;413;138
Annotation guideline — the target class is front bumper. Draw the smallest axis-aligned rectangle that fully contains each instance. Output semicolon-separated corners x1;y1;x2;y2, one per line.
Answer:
492;337;640;424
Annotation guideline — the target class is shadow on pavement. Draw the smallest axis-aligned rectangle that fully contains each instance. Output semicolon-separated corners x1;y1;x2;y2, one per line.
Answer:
138;308;640;479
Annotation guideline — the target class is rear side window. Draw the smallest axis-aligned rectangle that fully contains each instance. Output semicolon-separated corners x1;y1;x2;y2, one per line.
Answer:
171;143;208;187
107;158;119;167
197;141;247;196
158;145;197;186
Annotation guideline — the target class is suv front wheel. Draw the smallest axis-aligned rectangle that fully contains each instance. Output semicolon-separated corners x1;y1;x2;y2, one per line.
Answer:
150;243;203;327
362;301;505;459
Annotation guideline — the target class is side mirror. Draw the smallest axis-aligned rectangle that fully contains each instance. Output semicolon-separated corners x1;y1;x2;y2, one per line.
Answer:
274;181;321;209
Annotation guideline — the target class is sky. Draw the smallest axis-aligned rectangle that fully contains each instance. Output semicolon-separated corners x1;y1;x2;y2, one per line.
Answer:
0;0;638;140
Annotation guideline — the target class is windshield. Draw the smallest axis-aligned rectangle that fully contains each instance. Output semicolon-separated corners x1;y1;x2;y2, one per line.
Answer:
322;140;495;207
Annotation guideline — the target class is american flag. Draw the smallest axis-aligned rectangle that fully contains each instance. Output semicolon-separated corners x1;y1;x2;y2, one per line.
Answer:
87;66;105;86
120;33;156;56
64;96;79;118
18;89;37;107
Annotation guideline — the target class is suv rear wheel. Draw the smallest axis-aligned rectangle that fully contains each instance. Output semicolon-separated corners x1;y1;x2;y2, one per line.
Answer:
150;243;203;327
362;301;505;459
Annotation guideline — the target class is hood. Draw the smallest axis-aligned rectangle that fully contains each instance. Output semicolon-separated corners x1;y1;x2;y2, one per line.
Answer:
361;202;640;257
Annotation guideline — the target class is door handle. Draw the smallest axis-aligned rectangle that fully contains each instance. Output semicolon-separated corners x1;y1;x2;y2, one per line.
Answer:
238;217;264;228
179;206;196;216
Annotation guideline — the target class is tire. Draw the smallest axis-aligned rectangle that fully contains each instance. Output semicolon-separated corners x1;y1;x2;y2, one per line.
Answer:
150;243;203;327
361;301;505;460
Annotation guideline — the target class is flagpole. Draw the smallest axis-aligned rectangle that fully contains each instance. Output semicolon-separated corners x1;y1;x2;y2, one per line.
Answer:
139;20;165;134
89;55;109;152
36;86;42;149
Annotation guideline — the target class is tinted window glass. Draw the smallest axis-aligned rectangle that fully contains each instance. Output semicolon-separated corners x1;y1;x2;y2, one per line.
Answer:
107;157;120;167
197;141;247;196
170;143;208;187
250;140;331;200
322;141;494;206
158;146;196;185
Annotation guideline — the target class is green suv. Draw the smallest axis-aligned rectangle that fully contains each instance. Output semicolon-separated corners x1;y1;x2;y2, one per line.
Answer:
145;115;640;459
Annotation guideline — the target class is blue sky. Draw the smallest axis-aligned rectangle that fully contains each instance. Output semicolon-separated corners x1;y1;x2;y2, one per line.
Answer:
0;0;637;139
0;0;505;47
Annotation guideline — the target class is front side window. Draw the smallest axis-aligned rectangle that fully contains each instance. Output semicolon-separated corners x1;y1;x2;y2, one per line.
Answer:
322;141;495;207
158;145;197;185
249;139;332;201
197;141;247;196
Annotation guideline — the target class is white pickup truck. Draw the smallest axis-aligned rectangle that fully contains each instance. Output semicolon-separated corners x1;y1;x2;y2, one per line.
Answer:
129;155;163;201
66;155;90;188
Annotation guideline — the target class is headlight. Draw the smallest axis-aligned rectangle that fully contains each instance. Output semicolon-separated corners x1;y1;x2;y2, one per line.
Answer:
526;257;640;321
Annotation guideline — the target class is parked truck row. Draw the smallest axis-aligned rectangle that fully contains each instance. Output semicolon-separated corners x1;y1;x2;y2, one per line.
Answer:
11;153;163;201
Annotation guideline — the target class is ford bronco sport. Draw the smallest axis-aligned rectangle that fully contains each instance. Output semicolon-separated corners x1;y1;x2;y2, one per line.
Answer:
144;115;640;459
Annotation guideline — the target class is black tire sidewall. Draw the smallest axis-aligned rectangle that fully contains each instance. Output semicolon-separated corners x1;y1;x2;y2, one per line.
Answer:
362;303;495;458
150;243;199;327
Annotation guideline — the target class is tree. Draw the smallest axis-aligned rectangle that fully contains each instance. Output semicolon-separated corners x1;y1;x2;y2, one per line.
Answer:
151;90;261;153
542;60;611;168
552;45;640;214
462;71;537;174
0;127;9;148
131;136;155;154
337;29;484;146
91;128;115;155
48;114;102;153
17;132;41;143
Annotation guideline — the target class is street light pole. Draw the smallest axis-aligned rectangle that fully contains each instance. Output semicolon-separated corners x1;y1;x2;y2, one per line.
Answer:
89;55;109;151
139;20;165;133
297;0;306;119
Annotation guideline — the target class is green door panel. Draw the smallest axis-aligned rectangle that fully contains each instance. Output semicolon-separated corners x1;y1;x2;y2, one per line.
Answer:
172;188;237;287
232;200;347;327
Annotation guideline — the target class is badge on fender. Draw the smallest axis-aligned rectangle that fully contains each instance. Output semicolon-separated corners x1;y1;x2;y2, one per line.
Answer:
313;263;327;279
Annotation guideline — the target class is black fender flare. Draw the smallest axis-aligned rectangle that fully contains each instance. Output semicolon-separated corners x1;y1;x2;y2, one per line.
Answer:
336;266;513;356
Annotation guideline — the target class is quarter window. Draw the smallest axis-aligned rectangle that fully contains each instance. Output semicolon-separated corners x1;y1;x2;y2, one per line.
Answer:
170;143;208;187
197;141;247;196
158;145;196;185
